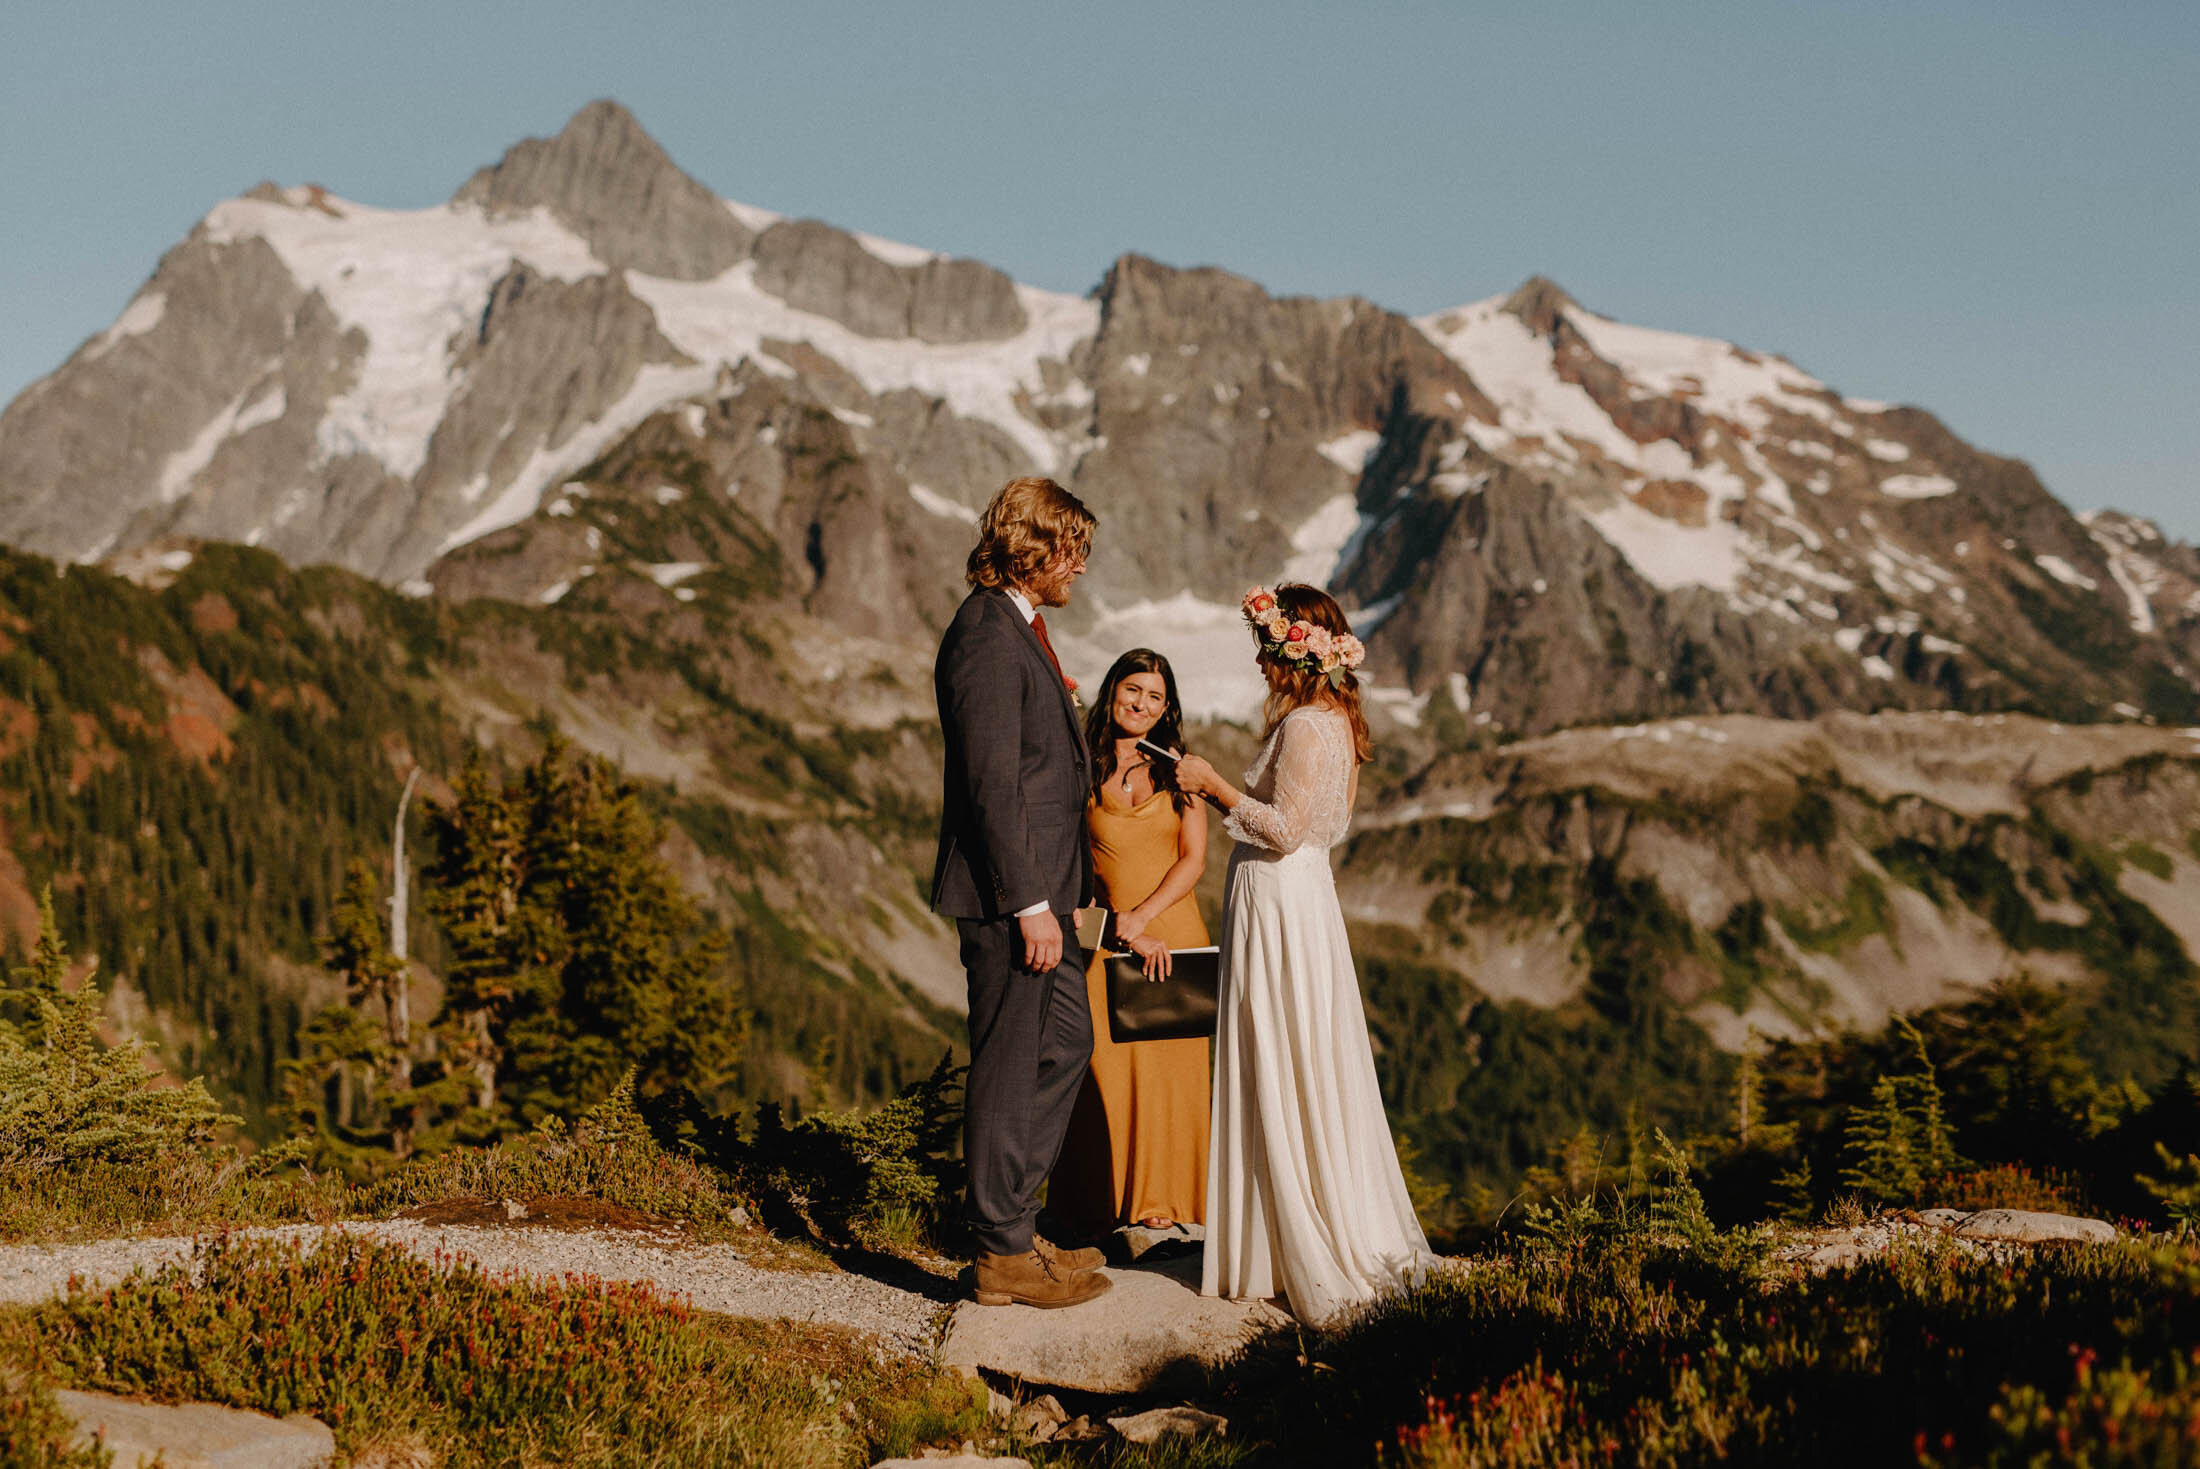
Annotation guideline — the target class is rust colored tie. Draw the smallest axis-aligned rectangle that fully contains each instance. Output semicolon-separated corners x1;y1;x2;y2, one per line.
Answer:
1030;612;1069;688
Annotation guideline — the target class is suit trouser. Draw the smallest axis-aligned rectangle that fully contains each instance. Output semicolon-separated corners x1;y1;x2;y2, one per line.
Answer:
959;912;1092;1256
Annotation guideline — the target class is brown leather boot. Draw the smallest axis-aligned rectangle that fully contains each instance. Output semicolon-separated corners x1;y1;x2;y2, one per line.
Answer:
1034;1234;1105;1273
972;1249;1113;1308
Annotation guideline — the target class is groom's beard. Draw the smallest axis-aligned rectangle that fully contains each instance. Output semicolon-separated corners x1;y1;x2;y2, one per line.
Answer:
1030;565;1082;608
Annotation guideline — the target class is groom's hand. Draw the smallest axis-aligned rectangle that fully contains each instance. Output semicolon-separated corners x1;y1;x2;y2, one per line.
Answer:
1018;910;1063;972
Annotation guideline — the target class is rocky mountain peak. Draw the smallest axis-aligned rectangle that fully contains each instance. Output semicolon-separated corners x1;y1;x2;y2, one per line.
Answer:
451;99;752;280
1499;275;1579;336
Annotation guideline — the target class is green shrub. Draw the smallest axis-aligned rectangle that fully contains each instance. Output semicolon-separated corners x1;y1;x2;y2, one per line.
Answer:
369;1070;747;1234
1918;1162;2095;1217
2139;1143;2200;1238
1257;1230;2200;1468
0;901;235;1180
738;1052;964;1248
0;1376;112;1467
1838;1016;1958;1204
13;1233;973;1467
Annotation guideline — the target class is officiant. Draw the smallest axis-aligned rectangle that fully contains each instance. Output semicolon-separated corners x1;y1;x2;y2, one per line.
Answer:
1046;648;1213;1237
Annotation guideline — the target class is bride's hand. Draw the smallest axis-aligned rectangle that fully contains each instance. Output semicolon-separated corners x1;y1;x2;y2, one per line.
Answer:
1175;754;1219;799
1126;932;1172;980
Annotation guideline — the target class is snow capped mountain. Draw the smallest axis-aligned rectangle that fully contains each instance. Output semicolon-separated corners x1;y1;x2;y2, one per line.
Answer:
1;101;2193;733
0;102;1092;588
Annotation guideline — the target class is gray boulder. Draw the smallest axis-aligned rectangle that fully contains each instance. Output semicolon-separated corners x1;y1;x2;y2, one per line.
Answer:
1952;1209;2117;1245
937;1254;1287;1395
54;1389;334;1469
1107;1405;1229;1444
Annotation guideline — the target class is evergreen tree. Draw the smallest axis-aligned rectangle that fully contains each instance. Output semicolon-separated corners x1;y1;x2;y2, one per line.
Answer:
0;887;69;1046
0;905;234;1173
426;737;744;1129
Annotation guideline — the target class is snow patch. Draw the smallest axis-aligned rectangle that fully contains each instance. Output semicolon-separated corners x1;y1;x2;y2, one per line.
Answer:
1863;438;1912;462
645;561;706;587
87;290;167;358
908;483;979;524
1365;685;1430;729
437;361;701;552
1317;429;1382;476
1585;495;1746;594
1879;473;1958;500
724;198;782;233
629;263;1098;473
158;384;254;502
2034;554;2100;592
233;383;287;434
2086;521;2165;634
852;231;939;268
1282;494;1368;586
206;193;606;481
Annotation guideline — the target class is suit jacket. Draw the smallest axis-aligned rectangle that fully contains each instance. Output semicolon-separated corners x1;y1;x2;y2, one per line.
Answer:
932;587;1094;920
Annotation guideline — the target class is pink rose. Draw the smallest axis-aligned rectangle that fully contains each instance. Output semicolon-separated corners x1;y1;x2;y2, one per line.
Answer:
1282;640;1309;660
1263;613;1290;640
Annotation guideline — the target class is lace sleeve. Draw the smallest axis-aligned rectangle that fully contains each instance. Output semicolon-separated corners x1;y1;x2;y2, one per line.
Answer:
1224;712;1350;853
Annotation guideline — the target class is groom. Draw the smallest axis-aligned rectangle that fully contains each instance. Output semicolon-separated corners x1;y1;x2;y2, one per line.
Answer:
932;475;1109;1308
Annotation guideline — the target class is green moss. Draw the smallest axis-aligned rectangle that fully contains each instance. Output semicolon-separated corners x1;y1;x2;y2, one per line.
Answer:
2124;842;2175;881
1777;873;1891;955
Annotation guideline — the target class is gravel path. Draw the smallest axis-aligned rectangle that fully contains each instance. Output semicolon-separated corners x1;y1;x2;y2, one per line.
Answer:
0;1222;955;1357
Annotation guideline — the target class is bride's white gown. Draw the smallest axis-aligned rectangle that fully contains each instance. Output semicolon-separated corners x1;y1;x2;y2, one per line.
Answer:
1202;706;1436;1325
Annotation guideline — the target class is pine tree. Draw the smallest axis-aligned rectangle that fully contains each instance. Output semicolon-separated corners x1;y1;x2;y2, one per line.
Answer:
1839;1016;1959;1204
0;905;235;1173
0;887;69;1046
425;737;744;1129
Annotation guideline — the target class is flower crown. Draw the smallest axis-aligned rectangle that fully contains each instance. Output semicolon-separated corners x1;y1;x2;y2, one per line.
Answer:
1241;586;1366;688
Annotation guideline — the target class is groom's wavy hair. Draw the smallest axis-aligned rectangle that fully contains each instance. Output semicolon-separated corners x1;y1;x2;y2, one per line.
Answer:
965;477;1097;591
1084;648;1191;813
1259;584;1374;764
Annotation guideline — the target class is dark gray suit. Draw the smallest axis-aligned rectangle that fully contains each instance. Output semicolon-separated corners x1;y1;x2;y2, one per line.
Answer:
933;587;1095;1256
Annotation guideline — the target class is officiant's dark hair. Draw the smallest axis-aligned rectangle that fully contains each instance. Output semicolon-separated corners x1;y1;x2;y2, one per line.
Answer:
966;477;1096;591
1086;649;1191;812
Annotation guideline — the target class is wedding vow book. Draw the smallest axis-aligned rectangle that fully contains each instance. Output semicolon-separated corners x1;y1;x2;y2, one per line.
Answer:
1084;911;1220;1043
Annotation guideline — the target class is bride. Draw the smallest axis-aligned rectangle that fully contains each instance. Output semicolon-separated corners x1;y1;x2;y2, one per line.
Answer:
1174;583;1436;1325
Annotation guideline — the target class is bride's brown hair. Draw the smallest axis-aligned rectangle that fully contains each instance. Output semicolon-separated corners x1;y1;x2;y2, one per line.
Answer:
1258;584;1373;764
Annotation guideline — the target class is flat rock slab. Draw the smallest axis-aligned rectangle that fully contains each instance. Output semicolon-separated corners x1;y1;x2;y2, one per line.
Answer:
56;1389;334;1469
939;1253;1288;1394
1108;1405;1229;1444
1950;1208;2116;1244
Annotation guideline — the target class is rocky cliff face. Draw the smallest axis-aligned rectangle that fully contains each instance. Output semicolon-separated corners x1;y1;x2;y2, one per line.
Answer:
1343;711;2200;1076
2;101;2195;739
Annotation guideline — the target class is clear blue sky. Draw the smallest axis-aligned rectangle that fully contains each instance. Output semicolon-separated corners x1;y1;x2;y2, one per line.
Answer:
5;2;2195;536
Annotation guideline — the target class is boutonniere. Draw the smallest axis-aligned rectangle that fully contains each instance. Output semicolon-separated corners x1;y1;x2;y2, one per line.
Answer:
1064;675;1083;710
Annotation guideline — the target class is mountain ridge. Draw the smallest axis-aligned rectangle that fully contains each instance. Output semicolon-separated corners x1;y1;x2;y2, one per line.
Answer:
1;98;2194;740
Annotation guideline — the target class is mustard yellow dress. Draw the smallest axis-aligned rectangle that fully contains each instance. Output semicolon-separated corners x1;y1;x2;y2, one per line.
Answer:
1048;788;1211;1231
